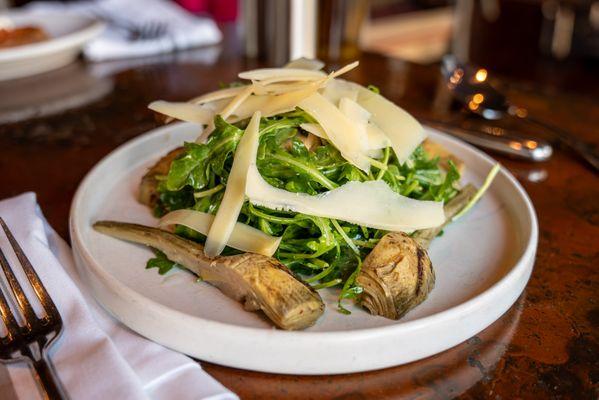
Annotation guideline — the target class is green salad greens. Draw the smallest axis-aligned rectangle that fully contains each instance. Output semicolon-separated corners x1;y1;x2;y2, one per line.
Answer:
151;109;460;313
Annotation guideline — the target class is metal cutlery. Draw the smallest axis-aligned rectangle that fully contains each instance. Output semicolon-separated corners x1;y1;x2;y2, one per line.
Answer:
441;55;599;171
423;119;553;162
90;9;168;41
132;21;168;41
0;218;68;400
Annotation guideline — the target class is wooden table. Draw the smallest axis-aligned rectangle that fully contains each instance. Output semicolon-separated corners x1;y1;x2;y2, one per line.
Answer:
0;45;597;399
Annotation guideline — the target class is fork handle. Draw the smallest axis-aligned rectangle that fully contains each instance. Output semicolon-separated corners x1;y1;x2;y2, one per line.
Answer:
31;353;69;400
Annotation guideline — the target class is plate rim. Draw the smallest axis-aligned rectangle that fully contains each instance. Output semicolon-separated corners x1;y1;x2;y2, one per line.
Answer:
0;10;105;62
70;121;538;339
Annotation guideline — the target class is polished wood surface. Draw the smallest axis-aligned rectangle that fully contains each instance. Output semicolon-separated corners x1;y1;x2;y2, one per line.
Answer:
0;45;597;399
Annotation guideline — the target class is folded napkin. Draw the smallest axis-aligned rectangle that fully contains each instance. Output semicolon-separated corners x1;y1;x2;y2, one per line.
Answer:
27;0;222;61
0;193;237;400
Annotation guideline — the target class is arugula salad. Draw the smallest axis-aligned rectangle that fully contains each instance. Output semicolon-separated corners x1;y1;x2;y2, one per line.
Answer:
94;59;498;330
152;111;460;312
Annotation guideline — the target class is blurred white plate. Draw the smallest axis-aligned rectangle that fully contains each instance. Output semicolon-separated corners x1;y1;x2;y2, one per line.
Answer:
70;122;538;374
0;10;103;81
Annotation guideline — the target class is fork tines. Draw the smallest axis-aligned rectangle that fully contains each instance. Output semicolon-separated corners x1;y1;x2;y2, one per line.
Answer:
0;218;61;340
0;217;67;399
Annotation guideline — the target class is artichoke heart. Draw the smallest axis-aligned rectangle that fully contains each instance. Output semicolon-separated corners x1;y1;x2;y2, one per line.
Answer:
357;232;434;320
93;221;324;330
138;147;184;208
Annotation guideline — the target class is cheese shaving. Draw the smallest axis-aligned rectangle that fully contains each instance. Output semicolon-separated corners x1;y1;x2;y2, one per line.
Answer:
219;84;255;119
298;93;370;172
338;97;370;152
245;164;445;231
148;100;214;125
351;81;425;162
284;58;325;70
300;123;328;139
204;111;262;257
239;68;326;82
159;209;281;256
366;122;390;150
322;79;359;106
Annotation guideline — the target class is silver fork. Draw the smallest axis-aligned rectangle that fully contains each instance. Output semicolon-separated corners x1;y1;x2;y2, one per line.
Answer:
0;218;68;400
90;9;168;41
132;21;168;41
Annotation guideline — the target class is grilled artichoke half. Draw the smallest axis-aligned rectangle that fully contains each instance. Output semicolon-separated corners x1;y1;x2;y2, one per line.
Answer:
357;184;478;320
138;147;184;208
357;232;434;320
94;221;325;330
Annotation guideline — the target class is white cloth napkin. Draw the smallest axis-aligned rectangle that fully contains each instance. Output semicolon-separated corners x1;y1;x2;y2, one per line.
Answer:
27;0;222;62
0;193;238;400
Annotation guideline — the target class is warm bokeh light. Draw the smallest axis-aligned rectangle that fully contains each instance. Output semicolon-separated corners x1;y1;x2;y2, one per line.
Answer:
514;108;528;118
526;140;538;149
475;68;488;82
449;68;464;85
509;141;523;150
468;100;479;111
472;93;484;104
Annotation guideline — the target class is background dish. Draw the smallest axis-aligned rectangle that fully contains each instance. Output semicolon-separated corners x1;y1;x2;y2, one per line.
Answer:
70;122;537;374
0;10;103;81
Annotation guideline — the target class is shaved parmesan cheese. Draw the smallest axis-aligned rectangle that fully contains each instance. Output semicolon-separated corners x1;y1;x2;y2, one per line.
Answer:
339;97;369;123
327;61;359;80
244;63;359;117
189;86;247;105
225;62;359;126
300;123;327;139
253;81;317;95
201;63;356;131
298;93;370;172
284;58;325;70
339;97;370;151
229;84;320;123
149;101;214;125
260;85;322;117
351;81;425;163
196;120;217;144
366;122;390;150
198;84;321;142
245;164;445;231
219;84;254;119
204;111;262;257
229;95;272;120
339;96;391;153
159;209;281;256
199;98;229;112
239;68;326;82
260;61;360;85
322;79;358;106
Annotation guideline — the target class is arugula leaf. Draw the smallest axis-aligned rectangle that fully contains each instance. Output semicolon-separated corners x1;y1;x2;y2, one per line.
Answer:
166;143;209;191
146;249;182;275
337;255;364;314
165;116;243;192
367;84;380;94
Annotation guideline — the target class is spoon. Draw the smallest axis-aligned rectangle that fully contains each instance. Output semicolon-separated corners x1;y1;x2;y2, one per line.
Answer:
441;55;599;172
422;119;553;162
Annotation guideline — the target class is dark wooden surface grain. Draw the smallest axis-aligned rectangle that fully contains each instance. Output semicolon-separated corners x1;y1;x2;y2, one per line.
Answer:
0;43;597;399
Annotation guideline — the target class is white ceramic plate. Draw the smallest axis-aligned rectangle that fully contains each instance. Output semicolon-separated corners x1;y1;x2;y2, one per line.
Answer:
0;10;104;81
70;122;537;375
